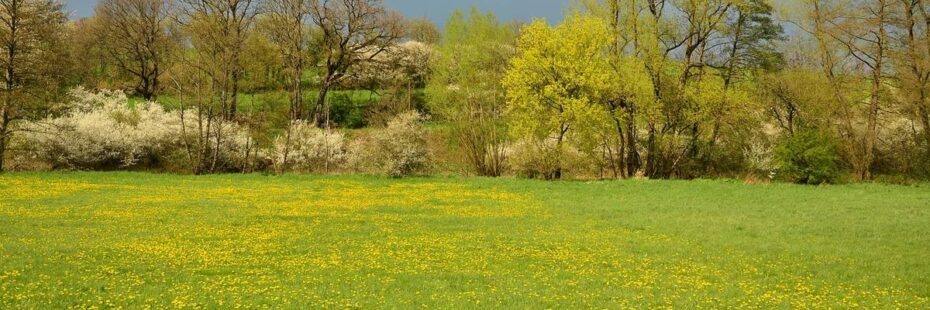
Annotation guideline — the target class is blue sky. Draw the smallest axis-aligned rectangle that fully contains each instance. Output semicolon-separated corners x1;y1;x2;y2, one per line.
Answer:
65;0;570;26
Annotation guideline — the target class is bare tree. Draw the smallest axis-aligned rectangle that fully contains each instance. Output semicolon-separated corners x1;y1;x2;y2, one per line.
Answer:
172;0;260;174
0;0;69;172
308;0;403;127
94;0;177;100
261;0;311;121
895;0;930;157
176;0;260;120
812;0;891;180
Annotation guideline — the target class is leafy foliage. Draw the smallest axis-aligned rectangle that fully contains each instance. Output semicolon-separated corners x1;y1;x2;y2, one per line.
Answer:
775;129;841;184
426;8;513;176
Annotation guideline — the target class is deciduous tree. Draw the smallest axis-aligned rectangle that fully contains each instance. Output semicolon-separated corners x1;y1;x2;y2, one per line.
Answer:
0;0;69;172
426;9;513;176
503;15;617;179
94;0;177;100
261;0;311;121
308;0;403;127
176;0;260;120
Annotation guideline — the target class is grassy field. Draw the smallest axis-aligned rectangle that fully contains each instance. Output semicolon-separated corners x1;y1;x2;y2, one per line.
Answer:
1;173;928;308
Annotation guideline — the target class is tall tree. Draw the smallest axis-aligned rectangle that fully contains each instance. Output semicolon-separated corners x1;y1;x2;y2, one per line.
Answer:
0;0;69;172
583;0;645;177
811;0;891;180
720;0;784;89
173;0;260;174
261;0;311;121
308;0;403;127
426;9;513;176
177;0;260;120
707;0;783;154
677;0;733;86
94;0;177;100
894;0;930;159
504;15;618;179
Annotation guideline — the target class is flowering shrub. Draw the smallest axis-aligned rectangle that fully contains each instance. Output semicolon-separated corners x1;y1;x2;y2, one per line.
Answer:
272;122;346;173
350;41;433;88
23;88;182;169
348;111;430;177
21;88;258;172
206;121;261;172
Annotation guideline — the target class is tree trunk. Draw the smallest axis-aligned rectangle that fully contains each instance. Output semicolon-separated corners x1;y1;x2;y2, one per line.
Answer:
0;136;6;172
862;75;880;180
0;117;7;173
920;103;930;155
713;11;744;149
626;103;642;176
313;82;331;127
613;116;627;178
646;124;657;178
861;2;887;181
551;126;568;180
905;0;930;160
2;0;16;173
291;65;303;121
626;115;640;175
152;64;160;101
139;76;153;101
228;71;240;120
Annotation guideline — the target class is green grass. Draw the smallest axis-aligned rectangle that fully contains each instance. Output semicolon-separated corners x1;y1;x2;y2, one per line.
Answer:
1;173;928;308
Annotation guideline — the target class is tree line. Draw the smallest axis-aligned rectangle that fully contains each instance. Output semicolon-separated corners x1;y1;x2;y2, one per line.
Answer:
0;0;928;183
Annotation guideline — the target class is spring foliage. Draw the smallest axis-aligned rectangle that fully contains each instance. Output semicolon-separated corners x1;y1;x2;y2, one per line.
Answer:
426;9;513;176
775;129;841;184
349;111;430;177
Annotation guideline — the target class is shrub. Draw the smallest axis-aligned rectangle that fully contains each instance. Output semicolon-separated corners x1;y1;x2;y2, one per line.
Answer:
23;88;182;169
774;129;841;184
157;119;257;174
272;122;346;173
348;111;430;177
209;121;262;172
508;138;585;180
21;88;257;173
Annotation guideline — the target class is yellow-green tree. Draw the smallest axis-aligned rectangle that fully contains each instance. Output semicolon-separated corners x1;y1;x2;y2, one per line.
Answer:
426;8;514;177
503;15;618;179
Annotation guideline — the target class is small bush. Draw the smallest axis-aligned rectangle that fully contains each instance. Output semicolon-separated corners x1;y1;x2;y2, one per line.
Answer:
348;111;430;177
774;129;841;184
272;122;346;173
508;138;585;180
208;121;263;172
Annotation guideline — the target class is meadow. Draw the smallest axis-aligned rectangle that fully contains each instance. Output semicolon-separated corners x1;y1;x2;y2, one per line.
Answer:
1;173;929;308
